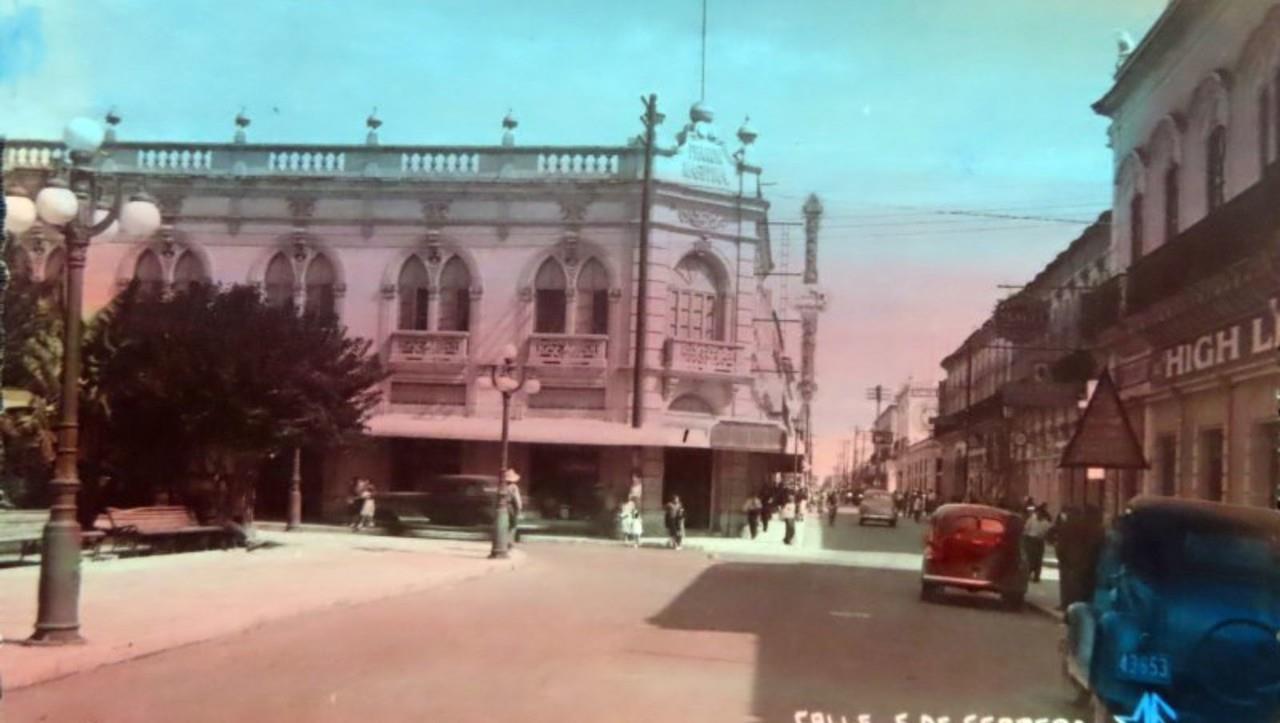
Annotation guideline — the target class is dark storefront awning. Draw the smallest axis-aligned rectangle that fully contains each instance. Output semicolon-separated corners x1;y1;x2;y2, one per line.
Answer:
709;421;788;453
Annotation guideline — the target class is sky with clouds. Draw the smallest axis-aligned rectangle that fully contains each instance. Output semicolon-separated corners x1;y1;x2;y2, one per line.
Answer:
1;0;1168;474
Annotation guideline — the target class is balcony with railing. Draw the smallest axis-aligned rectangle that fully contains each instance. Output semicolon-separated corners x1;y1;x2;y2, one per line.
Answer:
664;338;745;379
1125;164;1280;316
1080;274;1123;341
3;139;642;181
387;330;469;370
526;334;609;370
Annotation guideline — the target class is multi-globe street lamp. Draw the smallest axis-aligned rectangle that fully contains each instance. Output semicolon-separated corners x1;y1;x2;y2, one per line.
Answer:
4;117;161;644
477;343;540;559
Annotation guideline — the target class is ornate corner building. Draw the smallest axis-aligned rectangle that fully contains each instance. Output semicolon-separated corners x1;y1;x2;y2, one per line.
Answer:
3;102;815;533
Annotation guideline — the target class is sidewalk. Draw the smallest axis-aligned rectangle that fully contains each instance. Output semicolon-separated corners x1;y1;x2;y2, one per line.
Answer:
0;528;523;690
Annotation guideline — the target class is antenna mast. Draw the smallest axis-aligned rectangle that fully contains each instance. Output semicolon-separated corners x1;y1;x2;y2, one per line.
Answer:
700;0;707;101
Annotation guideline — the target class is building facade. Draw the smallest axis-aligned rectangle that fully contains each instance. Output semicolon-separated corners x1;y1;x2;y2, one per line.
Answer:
4;102;808;533
1088;0;1280;515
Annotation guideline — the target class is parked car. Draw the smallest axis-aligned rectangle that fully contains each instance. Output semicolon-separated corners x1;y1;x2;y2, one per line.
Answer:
375;474;500;530
858;489;898;526
920;503;1028;610
1063;496;1280;723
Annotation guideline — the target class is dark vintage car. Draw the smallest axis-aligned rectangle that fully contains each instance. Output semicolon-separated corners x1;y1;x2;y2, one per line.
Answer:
374;474;500;530
858;489;898;526
1063;496;1280;723
920;503;1028;610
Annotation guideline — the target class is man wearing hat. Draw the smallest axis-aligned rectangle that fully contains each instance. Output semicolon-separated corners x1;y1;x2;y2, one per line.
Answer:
503;469;523;545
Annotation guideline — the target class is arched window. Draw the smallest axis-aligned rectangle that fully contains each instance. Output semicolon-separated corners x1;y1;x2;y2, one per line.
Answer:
1163;165;1180;242
438;256;471;332
43;246;66;305
304;254;336;318
172;250;207;295
397;256;430;330
669;254;725;341
670;394;714;415
1129;193;1144;263
134;249;165;298
533;258;567;334
1207;125;1226;212
1260;87;1271;174
574;258;609;335
264;252;294;310
43;246;65;283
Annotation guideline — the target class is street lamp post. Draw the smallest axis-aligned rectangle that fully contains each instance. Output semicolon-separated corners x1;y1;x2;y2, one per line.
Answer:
5;117;161;644
477;343;540;559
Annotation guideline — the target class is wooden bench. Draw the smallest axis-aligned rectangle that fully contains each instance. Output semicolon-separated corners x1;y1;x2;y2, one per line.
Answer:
0;527;107;561
93;506;229;555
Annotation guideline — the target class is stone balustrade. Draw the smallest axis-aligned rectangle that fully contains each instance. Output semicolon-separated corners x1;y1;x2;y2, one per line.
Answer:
4;139;640;181
664;338;743;377
527;333;609;368
388;330;469;366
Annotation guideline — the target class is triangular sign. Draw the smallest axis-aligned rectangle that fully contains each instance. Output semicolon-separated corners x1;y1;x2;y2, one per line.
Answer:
1060;369;1149;469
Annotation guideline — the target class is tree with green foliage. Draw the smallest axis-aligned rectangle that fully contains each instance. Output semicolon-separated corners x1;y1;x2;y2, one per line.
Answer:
82;282;386;517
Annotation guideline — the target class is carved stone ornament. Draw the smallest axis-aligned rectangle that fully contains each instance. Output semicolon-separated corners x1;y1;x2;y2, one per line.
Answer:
677;207;727;231
422;200;450;226
157;192;185;219
558;196;590;225
380;283;397;299
692;236;713;254
291;238;310;263
469;285;484;300
518;286;534;303
287;195;317;222
496;225;510;242
608;287;622;302
561;232;580;267
425;241;443;266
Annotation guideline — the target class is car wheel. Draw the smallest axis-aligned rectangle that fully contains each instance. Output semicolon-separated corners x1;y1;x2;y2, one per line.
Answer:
889;519;898;528
920;582;940;602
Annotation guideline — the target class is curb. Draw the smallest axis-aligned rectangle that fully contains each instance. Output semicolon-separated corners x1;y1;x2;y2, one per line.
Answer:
1026;596;1065;623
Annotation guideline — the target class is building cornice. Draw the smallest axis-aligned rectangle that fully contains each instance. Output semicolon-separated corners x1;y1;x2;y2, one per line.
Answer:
1093;0;1203;118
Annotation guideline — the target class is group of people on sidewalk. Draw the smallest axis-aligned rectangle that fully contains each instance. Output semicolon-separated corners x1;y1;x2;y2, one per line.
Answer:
740;489;802;545
1017;496;1107;610
347;477;377;531
892;489;938;522
615;474;687;550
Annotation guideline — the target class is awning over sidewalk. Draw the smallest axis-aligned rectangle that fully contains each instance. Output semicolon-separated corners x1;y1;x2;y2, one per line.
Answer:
365;413;712;448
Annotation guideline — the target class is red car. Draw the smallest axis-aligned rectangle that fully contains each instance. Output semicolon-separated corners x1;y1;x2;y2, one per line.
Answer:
920;503;1029;610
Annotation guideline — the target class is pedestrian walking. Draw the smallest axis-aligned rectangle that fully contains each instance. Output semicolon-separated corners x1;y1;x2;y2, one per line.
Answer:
357;479;376;530
503;469;523;546
347;476;366;531
780;496;798;546
1022;504;1053;582
760;494;773;534
910;492;925;522
743;493;762;539
826;490;838;527
664;496;686;550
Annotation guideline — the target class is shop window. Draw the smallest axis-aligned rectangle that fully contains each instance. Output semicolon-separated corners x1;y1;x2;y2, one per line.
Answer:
1206;125;1226;212
134;249;165;299
574;257;609;335
397;256;431;331
304;254;336;319
264;252;294;310
1256;422;1280;509
533;258;568;333
1156;434;1177;497
1200;428;1224;502
438;256;471;332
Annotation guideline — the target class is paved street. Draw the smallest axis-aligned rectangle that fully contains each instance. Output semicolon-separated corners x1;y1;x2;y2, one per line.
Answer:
4;510;1082;723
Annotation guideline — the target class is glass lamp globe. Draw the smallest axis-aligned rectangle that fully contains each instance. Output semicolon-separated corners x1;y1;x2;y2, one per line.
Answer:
91;208;120;241
119;197;161;238
3;194;36;235
495;375;520;393
64;117;106;154
523;378;542;396
476;374;493;389
35;185;78;225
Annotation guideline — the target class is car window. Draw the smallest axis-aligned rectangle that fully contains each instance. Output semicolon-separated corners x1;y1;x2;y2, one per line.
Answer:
1182;531;1280;578
977;518;1006;535
937;515;978;536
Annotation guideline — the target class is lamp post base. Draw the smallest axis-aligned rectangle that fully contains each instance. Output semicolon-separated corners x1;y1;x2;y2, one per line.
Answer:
29;518;84;646
26;625;86;646
489;504;510;559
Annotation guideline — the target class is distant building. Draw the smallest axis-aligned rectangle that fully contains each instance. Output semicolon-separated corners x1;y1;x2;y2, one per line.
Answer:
5;101;812;533
1088;0;1280;513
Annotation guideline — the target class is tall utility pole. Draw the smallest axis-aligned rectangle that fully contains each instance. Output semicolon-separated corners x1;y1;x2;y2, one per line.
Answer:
962;344;974;501
866;385;886;418
631;95;662;429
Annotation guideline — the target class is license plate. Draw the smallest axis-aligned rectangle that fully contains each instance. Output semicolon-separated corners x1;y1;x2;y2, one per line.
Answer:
1117;652;1172;685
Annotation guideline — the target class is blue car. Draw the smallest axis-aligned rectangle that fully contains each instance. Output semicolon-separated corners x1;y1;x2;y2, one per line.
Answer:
1063;496;1280;723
